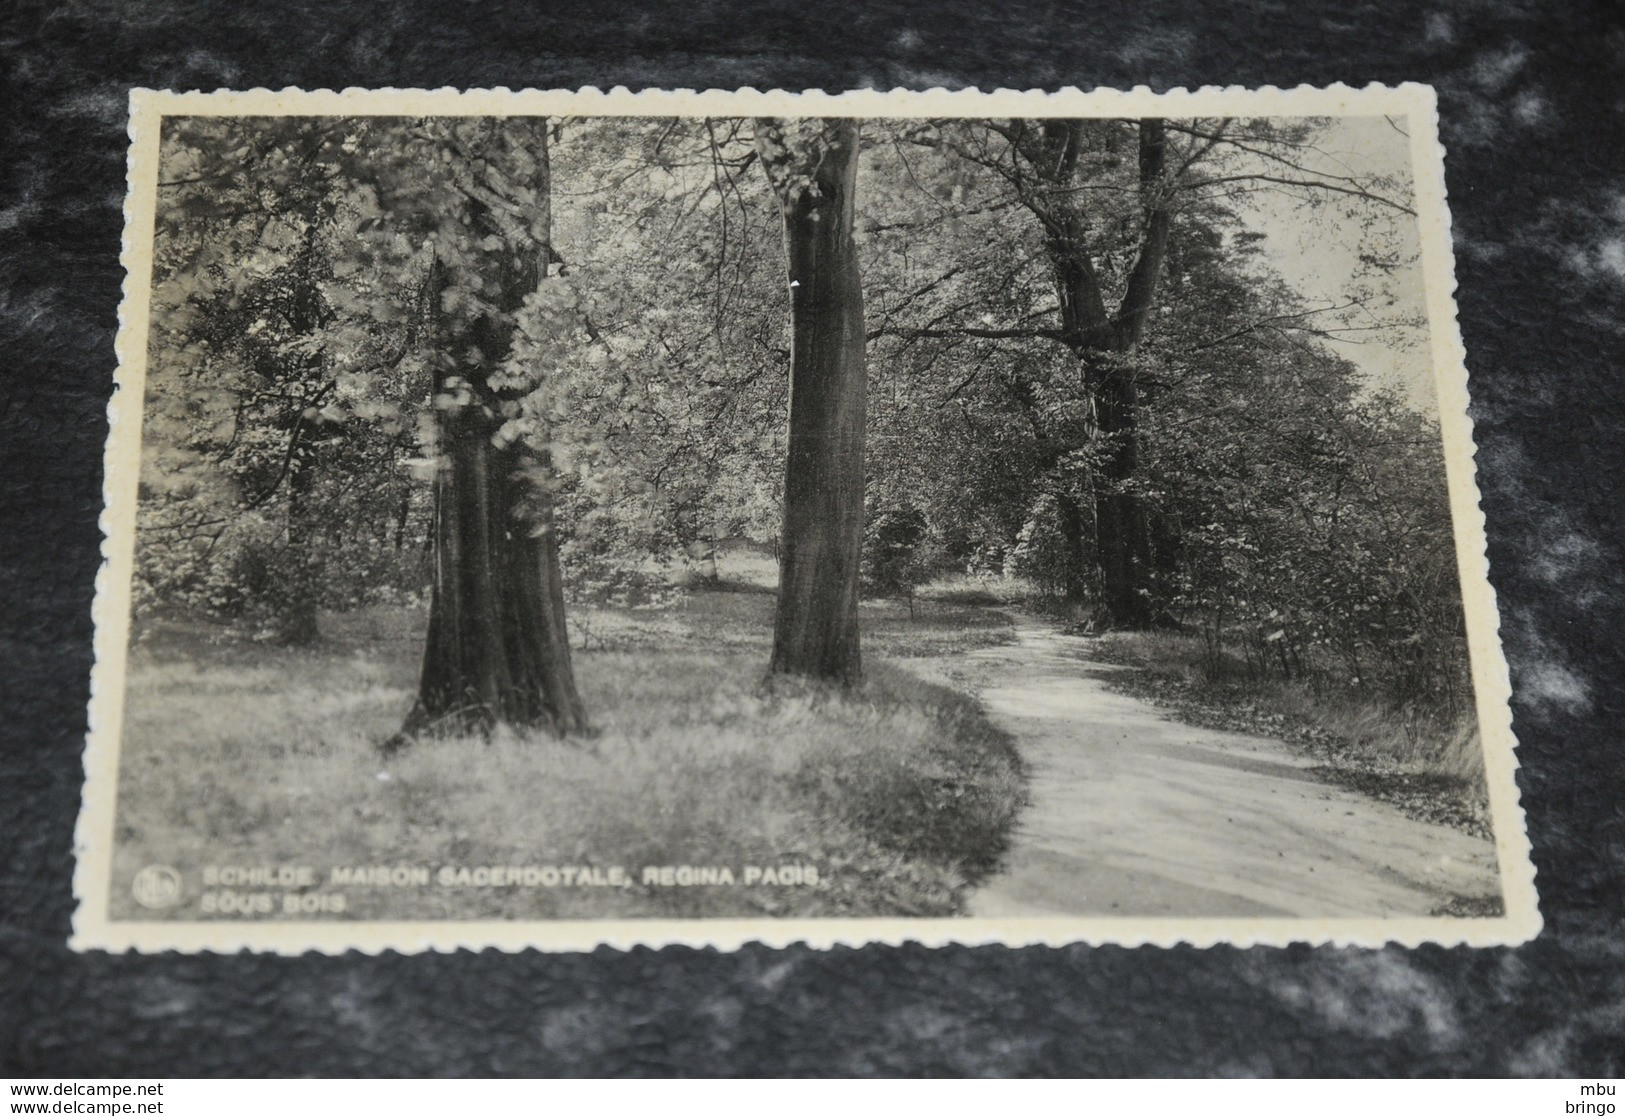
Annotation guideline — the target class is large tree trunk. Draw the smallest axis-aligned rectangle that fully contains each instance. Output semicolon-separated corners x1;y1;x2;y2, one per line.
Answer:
1031;118;1170;629
1046;262;1157;628
1089;359;1155;628
393;123;586;745
404;379;584;739
757;118;867;686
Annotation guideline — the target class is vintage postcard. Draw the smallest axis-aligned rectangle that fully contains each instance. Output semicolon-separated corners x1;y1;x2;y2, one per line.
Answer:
74;84;1538;953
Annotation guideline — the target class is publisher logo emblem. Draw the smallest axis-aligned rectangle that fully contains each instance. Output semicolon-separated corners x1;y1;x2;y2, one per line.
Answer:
132;865;183;909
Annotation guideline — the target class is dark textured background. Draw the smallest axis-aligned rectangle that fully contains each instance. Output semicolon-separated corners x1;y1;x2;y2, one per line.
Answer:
2;0;1622;1078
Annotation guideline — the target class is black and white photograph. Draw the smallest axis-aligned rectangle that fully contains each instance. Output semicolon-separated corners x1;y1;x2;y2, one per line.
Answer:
73;86;1536;952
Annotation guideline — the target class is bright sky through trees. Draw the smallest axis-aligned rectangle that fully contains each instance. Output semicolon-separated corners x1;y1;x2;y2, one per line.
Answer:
1236;115;1433;411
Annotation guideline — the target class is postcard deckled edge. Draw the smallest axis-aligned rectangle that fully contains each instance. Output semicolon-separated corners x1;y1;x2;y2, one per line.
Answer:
71;82;1540;954
72;89;163;951
1407;87;1540;942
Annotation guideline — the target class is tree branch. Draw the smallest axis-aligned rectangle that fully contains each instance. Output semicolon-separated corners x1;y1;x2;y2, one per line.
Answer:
1111;119;1174;348
868;324;1065;342
240;381;336;511
1185;172;1416;216
1180;298;1373;352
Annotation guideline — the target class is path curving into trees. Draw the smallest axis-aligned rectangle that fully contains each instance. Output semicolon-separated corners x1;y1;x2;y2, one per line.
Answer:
961;620;1500;919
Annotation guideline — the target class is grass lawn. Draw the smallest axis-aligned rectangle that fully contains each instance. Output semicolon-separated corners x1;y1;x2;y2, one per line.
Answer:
109;563;1025;922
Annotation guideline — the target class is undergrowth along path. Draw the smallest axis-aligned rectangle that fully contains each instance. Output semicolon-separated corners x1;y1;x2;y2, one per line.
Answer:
953;619;1501;919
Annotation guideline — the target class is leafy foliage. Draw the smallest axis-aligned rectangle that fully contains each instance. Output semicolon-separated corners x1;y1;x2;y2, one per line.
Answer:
138;111;1467;722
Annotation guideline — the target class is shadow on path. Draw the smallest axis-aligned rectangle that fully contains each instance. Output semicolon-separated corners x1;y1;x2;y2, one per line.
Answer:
952;619;1501;919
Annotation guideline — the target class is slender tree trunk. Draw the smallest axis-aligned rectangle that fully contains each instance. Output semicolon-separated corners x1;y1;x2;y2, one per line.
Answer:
1057;491;1091;604
757;118;867;686
272;246;330;647
393;123;586;746
277;431;321;645
1148;500;1182;623
393;489;411;550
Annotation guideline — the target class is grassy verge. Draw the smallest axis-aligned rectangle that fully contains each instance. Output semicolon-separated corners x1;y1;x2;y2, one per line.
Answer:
1087;629;1490;838
111;587;1025;922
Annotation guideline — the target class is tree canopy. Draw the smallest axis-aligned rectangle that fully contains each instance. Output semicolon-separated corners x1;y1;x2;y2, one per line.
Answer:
137;110;1466;731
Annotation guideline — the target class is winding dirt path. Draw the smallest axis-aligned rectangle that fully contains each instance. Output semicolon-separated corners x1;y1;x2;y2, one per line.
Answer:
953;620;1500;918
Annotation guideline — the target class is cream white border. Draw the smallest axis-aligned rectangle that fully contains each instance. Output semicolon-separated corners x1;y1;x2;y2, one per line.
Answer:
73;83;1539;954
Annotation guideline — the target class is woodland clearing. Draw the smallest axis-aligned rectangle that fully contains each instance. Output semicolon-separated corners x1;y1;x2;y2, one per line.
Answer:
110;561;1025;922
111;557;1498;923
